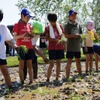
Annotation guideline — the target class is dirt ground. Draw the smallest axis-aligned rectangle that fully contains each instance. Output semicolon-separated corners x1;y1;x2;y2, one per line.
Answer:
0;62;100;100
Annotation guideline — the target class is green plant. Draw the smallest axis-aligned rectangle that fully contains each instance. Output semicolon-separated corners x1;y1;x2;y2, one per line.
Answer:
32;87;57;96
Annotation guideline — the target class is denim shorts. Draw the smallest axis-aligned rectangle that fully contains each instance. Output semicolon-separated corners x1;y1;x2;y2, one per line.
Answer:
82;47;94;54
48;50;64;60
0;59;7;65
66;51;81;59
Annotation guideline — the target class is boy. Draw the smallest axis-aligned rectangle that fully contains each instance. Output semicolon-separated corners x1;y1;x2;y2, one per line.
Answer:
0;10;17;89
64;9;82;80
13;8;34;84
45;13;65;82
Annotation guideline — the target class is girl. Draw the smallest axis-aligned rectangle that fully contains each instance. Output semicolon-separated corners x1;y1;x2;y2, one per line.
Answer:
82;20;99;74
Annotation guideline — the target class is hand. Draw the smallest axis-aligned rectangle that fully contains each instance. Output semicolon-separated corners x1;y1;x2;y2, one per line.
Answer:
25;33;34;38
15;46;19;53
21;33;26;38
43;58;49;63
75;34;81;38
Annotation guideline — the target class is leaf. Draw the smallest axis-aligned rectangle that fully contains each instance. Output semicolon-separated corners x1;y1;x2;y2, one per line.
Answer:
58;35;67;44
32;21;44;34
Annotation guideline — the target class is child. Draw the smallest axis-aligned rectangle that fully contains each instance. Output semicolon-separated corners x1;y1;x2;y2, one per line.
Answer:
82;20;99;74
64;9;82;80
0;10;17;90
39;33;47;55
24;34;49;80
45;13;65;82
13;8;34;84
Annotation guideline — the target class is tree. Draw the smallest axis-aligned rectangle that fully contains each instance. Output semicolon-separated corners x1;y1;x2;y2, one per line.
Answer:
16;0;84;24
16;0;100;30
89;0;100;30
16;0;64;24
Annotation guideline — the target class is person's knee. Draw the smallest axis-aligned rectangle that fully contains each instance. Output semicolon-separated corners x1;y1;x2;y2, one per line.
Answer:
67;59;72;65
27;61;32;68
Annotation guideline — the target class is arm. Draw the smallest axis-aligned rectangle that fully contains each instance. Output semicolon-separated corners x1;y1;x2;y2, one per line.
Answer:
13;32;26;40
33;45;49;63
6;40;17;49
13;23;34;40
94;32;99;39
64;33;80;38
83;38;88;52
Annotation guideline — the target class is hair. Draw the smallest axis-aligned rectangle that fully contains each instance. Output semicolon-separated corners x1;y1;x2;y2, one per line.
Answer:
21;14;26;18
0;10;3;22
47;13;57;22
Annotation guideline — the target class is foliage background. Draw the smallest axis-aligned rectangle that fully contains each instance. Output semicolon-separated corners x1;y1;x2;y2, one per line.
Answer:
16;0;100;30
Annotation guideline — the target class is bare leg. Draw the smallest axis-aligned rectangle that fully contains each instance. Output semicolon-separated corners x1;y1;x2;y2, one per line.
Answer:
75;58;82;75
66;58;72;78
85;54;90;73
27;60;33;83
89;54;93;72
94;53;99;71
0;65;11;87
19;60;24;84
47;60;54;81
56;59;61;80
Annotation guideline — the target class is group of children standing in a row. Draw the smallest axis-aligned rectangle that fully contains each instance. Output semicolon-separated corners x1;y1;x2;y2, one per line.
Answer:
0;8;100;91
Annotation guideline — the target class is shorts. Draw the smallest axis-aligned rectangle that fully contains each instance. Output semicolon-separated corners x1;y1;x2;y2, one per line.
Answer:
82;47;94;54
66;51;81;59
93;44;100;55
18;49;33;60
49;50;64;60
0;59;7;65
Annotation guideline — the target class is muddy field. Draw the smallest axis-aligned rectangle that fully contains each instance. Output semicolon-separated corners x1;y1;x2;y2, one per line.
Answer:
0;62;100;100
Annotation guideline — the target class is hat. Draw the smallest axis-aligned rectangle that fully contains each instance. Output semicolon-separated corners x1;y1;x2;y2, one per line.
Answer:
87;20;94;30
21;8;34;18
68;9;78;16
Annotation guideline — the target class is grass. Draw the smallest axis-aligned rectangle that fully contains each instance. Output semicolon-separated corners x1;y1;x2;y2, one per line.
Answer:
7;56;18;67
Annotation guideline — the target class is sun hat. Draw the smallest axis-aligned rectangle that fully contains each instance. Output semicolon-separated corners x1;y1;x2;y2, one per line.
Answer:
87;20;94;30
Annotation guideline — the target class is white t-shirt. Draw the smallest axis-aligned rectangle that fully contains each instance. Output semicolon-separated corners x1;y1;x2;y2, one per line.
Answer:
0;24;13;59
31;35;40;46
